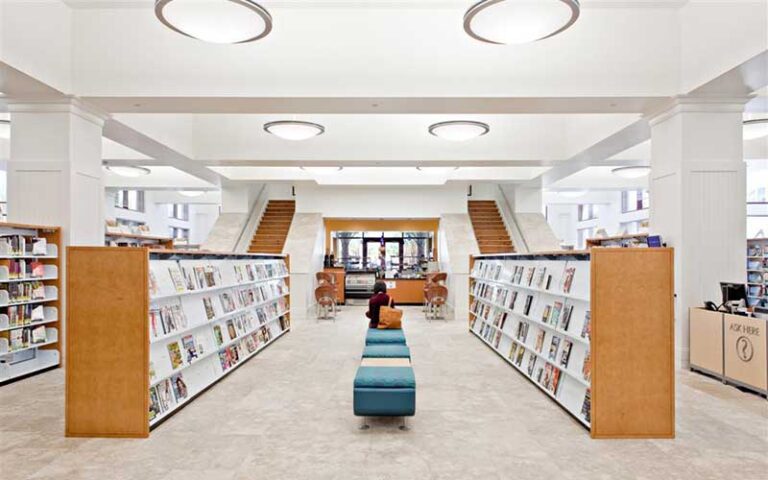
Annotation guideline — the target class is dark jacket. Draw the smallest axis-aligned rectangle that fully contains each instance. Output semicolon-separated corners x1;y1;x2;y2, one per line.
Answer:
366;292;395;328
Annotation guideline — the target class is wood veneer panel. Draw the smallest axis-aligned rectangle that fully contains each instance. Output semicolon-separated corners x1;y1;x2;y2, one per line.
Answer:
65;247;149;438
591;248;675;439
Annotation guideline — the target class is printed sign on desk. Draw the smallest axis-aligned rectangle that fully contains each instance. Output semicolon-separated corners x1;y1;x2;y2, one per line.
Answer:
724;313;767;392
385;281;396;289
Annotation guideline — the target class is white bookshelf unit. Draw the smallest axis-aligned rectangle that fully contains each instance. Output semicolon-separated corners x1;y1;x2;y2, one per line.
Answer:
0;223;61;384
747;238;768;307
65;248;291;438
469;248;675;439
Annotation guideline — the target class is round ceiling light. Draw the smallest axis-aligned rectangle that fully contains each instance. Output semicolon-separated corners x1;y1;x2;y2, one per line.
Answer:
265;121;325;141
428;121;489;142
743;119;768;140
611;166;650;179
464;0;581;45
0;119;9;140
178;190;205;197
155;0;272;44
105;165;152;178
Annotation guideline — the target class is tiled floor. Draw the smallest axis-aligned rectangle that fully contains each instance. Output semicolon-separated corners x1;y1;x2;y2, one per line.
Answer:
1;306;766;479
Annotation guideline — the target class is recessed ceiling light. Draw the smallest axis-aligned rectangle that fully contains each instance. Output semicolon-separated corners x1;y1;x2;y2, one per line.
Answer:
0;119;9;140
155;0;272;44
743;119;768;140
611;166;650;179
429;121;489;142
178;190;205;197
558;189;587;198
464;0;581;45
105;165;152;177
265;121;325;141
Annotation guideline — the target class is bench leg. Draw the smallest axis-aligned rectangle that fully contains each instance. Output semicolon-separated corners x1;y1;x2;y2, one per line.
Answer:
359;417;370;430
399;417;409;431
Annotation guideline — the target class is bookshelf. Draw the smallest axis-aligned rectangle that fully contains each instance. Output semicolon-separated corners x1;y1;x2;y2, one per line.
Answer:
0;223;61;384
469;248;674;439
747;238;768;307
105;231;175;249
586;233;649;248
65;248;291;437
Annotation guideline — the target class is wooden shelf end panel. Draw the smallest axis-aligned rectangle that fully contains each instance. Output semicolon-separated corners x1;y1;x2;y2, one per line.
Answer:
590;248;675;439
65;247;150;438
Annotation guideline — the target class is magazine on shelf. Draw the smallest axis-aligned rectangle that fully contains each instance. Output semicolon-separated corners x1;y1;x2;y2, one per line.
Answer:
156;378;175;412
534;330;546;353
581;389;591;423
562;266;576;294
559;340;573;368
548;336;561;362
203;297;216;321
523;295;534;316
534;267;547;289
31;305;44;322
581;311;591;340
508;342;519;360
149;386;161;421
514;345;526;366
526;353;537;376
171;373;188;403
168;268;186;293
525;267;535;286
31;238;47;256
213;325;224;346
541;305;551;324
550;301;563;326
30;325;46;344
582;350;591;382
226;320;237;341
181;334;199;363
559;305;574;331
167;341;184;370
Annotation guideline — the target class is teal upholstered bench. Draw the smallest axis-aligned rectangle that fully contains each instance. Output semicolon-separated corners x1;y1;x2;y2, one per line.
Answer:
353;366;416;420
365;328;406;345
362;344;411;359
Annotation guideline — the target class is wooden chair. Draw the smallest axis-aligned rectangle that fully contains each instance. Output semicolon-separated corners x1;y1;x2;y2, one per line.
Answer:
423;272;447;312
315;284;337;321
316;271;342;310
425;284;448;321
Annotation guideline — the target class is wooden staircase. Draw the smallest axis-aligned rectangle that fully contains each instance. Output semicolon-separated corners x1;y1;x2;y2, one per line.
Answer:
248;200;295;254
468;200;515;254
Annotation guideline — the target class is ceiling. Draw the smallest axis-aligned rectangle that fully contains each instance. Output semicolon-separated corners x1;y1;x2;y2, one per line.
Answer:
1;0;767;191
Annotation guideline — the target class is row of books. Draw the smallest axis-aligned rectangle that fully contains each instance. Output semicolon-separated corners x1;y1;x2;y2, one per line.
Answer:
2;281;47;303
473;260;578;295
471;283;590;340
0;236;48;257
5;304;46;328
747;243;765;257
0;325;48;352
149;259;288;297
149;282;289;339
2;259;47;280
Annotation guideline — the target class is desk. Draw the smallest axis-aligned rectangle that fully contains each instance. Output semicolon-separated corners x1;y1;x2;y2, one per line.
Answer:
689;307;724;377
383;279;426;305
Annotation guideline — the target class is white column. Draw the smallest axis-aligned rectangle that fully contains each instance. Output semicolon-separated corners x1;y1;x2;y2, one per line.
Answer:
649;97;747;367
7;100;106;245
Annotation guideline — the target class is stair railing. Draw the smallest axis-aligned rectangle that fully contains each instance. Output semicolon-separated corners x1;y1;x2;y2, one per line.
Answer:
495;185;530;254
233;184;268;253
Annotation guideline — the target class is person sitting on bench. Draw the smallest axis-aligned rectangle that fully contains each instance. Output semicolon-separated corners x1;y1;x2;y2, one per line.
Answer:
366;280;395;329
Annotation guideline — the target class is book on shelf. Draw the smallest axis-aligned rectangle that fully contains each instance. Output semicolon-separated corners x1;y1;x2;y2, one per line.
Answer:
30;325;47;344
582;349;591;382
581;311;591;340
581;388;591;423
171;373;188;403
167;341;184;370
559;340;573;368
523;295;534;316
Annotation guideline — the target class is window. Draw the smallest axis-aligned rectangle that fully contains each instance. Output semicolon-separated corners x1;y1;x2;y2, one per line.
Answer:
168;203;190;221
619;220;643;235
622;189;649;213
577;227;595;250
578;204;599;221
169;227;190;239
116;218;145;229
114;190;145;212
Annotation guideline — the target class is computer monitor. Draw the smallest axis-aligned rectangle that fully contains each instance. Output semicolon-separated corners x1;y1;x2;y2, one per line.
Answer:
720;282;747;310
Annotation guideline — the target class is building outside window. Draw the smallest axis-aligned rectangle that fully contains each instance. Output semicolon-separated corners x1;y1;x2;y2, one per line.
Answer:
168;203;190;221
578;204;599;221
116;218;145;229
622;189;650;213
114;190;145;212
619;220;645;235
169;226;190;240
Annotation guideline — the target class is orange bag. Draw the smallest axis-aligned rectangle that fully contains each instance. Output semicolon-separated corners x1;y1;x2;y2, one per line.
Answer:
377;297;403;329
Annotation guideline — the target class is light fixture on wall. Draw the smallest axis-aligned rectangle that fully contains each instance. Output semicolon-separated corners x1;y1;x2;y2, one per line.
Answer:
0;119;9;140
611;166;650;179
743;118;768;140
105;165;152;177
464;0;581;45
155;0;272;44
178;190;205;197
558;189;587;198
265;121;325;141
428;121;489;141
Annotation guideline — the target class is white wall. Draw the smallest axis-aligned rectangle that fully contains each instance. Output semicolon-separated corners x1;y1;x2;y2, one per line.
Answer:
294;184;468;217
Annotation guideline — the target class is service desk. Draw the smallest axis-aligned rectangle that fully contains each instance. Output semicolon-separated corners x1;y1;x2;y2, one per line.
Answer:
689;307;724;377
382;278;426;305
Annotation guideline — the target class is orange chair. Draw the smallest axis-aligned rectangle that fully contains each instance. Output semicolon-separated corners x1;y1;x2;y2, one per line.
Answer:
423;272;447;312
316;271;342;310
425;284;448;321
315;284;337;321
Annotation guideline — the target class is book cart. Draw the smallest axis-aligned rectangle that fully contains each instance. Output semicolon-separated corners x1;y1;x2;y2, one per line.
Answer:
0;223;61;384
65;247;291;438
469;248;675;439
